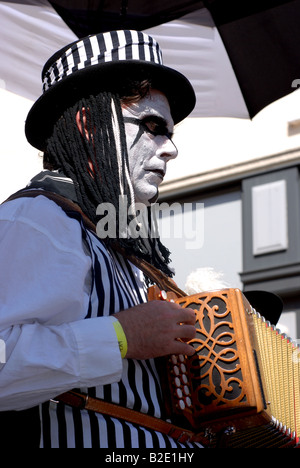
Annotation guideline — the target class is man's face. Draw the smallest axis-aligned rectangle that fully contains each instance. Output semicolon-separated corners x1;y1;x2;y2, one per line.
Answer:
122;89;178;206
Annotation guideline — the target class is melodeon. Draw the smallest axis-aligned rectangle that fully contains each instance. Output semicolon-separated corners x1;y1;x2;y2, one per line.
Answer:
150;287;300;448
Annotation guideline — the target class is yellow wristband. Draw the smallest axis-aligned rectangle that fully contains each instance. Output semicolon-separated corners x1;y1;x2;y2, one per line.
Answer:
111;319;128;358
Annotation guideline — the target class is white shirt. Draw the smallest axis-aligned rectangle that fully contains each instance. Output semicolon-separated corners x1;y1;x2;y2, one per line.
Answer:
0;195;123;411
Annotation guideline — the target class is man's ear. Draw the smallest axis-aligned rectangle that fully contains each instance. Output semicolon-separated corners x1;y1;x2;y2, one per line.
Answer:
75;107;90;140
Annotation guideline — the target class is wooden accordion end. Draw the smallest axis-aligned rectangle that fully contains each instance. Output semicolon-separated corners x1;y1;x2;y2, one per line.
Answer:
151;287;300;448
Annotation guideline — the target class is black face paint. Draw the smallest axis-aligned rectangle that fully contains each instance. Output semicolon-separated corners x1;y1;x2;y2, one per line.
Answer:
124;117;145;148
123;116;177;151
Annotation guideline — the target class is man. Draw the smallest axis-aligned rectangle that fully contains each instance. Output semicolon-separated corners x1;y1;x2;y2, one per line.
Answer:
0;30;199;448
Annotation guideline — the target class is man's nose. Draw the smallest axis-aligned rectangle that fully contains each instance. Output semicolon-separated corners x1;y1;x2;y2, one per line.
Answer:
160;136;178;161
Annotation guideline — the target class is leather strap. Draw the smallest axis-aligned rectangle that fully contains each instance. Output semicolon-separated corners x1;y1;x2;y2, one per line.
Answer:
54;390;203;444
4;189;96;233
112;242;186;297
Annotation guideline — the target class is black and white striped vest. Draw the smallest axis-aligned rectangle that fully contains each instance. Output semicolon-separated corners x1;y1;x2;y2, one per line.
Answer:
39;219;198;448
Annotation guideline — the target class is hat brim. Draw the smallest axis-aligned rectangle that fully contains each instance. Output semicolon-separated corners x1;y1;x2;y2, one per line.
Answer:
244;290;283;325
25;60;196;151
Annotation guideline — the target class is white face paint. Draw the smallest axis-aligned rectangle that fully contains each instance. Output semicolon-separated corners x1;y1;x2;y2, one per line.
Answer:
122;89;178;206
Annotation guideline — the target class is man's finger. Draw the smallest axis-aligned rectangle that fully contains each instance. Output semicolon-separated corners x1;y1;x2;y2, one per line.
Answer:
176;307;196;325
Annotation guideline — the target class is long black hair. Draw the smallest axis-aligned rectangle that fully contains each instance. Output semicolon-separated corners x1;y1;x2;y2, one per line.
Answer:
44;87;173;277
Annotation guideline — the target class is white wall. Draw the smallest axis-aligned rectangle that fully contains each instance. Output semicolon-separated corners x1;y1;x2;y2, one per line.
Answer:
168;88;300;184
0;88;41;202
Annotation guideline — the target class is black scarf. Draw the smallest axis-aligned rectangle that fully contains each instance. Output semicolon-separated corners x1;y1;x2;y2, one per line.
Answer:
27;170;78;202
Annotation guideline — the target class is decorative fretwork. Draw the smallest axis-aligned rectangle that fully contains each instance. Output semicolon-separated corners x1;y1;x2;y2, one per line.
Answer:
185;292;247;412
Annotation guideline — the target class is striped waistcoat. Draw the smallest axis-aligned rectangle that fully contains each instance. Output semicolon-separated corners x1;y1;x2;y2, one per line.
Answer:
39;220;198;448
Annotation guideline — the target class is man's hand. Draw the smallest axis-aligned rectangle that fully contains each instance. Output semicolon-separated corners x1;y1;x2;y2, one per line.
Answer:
113;301;196;360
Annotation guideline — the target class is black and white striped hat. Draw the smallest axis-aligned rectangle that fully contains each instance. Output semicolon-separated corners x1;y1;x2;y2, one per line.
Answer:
25;30;195;151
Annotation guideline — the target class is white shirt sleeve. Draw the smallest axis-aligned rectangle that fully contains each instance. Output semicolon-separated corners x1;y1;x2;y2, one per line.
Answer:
0;195;123;410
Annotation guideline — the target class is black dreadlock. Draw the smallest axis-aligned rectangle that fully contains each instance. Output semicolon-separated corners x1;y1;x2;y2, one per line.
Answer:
44;91;174;277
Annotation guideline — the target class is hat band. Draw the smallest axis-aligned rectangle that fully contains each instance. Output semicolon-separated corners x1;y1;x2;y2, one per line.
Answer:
42;30;163;93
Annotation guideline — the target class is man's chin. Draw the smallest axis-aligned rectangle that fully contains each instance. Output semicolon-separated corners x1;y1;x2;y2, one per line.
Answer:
148;192;159;204
135;188;159;206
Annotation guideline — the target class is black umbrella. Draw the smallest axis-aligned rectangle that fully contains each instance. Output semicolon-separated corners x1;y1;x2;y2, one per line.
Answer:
1;0;300;119
48;0;300;118
49;0;202;35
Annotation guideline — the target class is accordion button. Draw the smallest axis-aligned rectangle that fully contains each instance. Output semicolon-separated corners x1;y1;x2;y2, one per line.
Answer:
178;399;185;410
185;397;192;407
171;355;177;365
159;290;168;300
173;365;180;376
181;374;188;384
175;377;181;387
178;355;185;362
176;388;183;398
183;385;190;396
180;363;187;373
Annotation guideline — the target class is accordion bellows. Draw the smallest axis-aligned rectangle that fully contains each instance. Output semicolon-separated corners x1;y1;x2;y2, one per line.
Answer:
155;288;300;448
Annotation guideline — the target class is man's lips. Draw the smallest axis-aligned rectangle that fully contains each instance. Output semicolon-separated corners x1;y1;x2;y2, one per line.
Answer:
146;168;165;179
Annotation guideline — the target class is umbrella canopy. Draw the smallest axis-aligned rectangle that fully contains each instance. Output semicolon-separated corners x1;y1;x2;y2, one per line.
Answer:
0;0;300;119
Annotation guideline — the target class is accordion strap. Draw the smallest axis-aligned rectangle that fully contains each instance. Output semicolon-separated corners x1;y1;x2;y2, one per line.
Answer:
54;390;202;444
4;189;96;232
112;243;186;297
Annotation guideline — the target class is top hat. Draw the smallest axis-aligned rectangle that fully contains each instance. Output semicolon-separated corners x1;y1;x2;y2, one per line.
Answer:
25;30;196;151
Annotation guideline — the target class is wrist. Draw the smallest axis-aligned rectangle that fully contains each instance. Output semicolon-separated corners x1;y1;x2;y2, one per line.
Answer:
110;317;128;358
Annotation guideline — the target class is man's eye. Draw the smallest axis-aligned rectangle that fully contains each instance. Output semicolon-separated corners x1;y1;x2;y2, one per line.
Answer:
142;119;170;137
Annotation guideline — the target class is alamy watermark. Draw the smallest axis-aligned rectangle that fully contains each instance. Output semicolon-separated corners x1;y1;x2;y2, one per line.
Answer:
0;339;6;364
96;196;204;250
